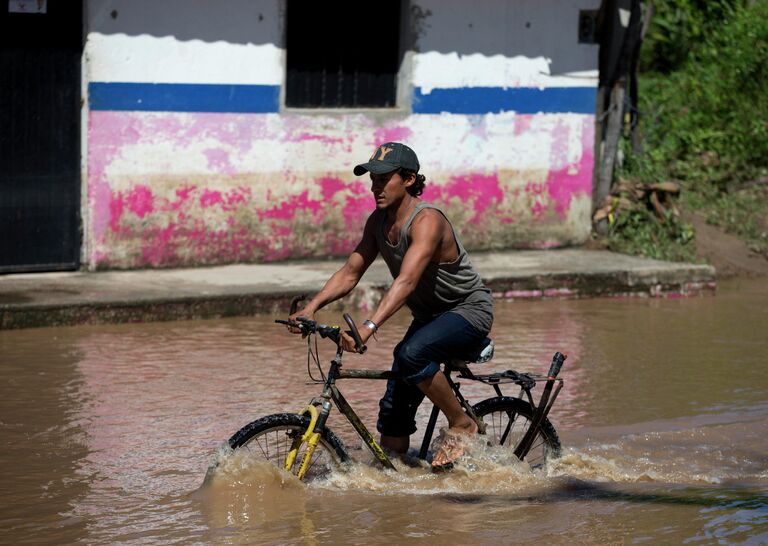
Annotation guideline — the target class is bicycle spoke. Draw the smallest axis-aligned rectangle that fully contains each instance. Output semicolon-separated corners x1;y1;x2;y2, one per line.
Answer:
250;435;270;460
475;398;559;469
243;428;292;464
229;415;345;482
306;451;323;477
523;436;548;463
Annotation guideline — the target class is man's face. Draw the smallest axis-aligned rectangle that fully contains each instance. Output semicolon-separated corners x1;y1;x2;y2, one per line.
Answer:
370;171;412;210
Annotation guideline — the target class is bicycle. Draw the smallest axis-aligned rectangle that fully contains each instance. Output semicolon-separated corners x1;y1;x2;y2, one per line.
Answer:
225;301;566;482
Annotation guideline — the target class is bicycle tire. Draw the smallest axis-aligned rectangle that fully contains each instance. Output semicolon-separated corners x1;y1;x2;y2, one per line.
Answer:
228;413;349;481
471;397;562;469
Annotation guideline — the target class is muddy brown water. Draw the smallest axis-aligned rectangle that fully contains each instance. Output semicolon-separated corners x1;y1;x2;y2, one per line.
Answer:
1;278;767;544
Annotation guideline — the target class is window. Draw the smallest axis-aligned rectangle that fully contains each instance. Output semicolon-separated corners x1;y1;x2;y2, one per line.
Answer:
285;1;401;108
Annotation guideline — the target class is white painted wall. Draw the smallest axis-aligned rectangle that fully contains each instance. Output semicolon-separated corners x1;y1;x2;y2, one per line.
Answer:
85;0;284;85
85;0;600;94
83;0;600;268
412;0;599;84
96;112;587;183
85;34;284;85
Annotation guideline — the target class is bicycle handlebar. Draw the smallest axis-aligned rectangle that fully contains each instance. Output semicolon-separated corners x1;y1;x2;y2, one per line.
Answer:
343;313;367;354
275;314;367;354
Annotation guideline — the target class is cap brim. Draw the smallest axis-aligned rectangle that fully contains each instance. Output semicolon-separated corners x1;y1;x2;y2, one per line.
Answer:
353;160;399;176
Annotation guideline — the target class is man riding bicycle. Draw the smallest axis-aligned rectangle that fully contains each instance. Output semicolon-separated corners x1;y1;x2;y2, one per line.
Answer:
289;142;494;470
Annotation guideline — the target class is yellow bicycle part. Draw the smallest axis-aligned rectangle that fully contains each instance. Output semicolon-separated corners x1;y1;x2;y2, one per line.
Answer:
284;404;322;478
296;429;322;480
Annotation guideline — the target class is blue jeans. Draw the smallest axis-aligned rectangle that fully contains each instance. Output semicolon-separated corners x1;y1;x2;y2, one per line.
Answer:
376;312;488;438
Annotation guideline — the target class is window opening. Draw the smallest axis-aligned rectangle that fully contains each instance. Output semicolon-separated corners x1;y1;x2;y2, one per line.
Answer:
286;1;401;108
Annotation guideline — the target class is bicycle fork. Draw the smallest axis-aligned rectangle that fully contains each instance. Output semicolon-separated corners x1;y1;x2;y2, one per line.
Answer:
287;368;336;479
286;350;342;479
285;402;328;480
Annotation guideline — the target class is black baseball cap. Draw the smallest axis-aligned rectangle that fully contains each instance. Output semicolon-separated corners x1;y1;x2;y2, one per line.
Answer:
353;142;420;176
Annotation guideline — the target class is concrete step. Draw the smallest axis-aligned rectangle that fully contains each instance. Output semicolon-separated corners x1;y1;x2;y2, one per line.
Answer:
0;249;716;330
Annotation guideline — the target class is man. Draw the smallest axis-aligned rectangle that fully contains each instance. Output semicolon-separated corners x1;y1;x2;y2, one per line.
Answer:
290;142;494;469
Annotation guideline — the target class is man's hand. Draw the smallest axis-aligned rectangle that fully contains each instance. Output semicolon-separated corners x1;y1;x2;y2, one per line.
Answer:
340;327;372;353
287;308;314;335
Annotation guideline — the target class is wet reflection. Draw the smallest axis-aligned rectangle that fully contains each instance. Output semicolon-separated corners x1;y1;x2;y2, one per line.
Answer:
0;329;91;543
0;278;766;543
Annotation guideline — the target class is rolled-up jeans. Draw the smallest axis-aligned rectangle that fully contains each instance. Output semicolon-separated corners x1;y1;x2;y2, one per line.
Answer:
376;312;487;438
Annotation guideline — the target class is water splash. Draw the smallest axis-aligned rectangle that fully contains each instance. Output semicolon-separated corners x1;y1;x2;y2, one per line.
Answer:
202;443;304;491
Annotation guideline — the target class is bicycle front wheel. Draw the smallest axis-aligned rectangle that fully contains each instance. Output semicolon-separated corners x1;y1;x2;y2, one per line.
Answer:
472;397;561;469
228;413;349;481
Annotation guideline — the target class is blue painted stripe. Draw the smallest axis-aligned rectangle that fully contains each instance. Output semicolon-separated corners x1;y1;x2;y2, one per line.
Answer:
88;82;594;115
88;82;280;113
413;86;596;114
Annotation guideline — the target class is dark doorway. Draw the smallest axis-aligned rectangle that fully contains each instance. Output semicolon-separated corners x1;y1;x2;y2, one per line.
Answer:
0;1;83;272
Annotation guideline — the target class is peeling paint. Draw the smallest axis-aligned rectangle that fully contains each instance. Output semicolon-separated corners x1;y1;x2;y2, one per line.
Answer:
203;148;236;175
124;185;155;218
87;111;595;269
374;126;414;145
423;173;504;224
545;120;595;217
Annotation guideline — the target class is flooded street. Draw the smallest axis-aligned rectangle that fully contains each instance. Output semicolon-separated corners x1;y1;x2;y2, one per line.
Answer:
1;278;767;544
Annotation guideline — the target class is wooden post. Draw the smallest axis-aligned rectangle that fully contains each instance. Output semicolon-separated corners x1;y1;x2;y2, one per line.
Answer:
594;80;625;234
592;85;607;216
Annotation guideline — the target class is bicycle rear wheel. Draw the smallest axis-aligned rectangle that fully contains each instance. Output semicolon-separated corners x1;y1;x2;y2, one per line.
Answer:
228;413;349;481
472;397;561;469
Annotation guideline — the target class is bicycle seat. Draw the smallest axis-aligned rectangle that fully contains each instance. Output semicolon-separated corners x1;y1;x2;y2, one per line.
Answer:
446;338;494;369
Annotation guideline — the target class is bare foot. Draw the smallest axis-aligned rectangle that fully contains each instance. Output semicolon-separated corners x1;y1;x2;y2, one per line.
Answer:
431;421;478;470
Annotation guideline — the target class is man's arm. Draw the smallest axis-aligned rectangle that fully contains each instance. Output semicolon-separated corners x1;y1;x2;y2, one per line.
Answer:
341;209;443;350
290;213;379;320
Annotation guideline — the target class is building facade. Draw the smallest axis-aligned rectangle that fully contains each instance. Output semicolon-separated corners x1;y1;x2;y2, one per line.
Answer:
4;0;600;271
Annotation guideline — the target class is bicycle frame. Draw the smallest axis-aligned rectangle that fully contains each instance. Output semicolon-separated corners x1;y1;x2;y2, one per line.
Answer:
284;342;565;477
288;344;397;477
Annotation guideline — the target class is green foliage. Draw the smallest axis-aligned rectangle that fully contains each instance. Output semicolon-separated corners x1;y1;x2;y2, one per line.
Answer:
640;0;768;184
641;0;746;73
614;0;768;260
607;201;697;262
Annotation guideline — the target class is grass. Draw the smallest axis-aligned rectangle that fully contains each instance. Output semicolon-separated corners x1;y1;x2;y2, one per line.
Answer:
607;0;768;262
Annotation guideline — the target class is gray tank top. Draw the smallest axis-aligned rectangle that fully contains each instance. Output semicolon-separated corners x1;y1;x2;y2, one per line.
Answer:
374;202;493;334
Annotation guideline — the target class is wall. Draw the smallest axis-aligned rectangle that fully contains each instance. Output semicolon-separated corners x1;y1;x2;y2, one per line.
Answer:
84;0;599;269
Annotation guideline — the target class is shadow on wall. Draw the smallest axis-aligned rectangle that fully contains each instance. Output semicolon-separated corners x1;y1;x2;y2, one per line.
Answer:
88;0;285;47
88;0;598;76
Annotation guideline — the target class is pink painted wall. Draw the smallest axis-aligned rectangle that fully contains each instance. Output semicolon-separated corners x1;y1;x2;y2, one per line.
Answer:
86;111;594;269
